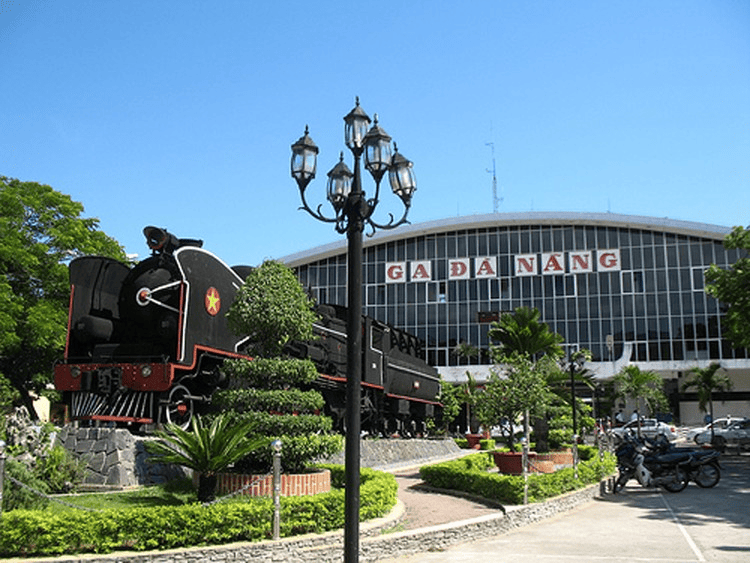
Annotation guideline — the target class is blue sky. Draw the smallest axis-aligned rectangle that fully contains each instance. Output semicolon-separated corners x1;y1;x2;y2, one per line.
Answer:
3;1;748;267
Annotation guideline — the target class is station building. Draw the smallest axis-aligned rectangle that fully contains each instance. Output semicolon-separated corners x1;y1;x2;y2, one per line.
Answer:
281;212;750;425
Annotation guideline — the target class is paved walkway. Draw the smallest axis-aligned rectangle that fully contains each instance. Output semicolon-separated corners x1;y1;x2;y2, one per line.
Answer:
393;470;502;530
381;455;750;562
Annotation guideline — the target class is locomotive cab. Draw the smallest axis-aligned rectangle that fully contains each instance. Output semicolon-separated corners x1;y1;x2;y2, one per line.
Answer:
54;227;249;429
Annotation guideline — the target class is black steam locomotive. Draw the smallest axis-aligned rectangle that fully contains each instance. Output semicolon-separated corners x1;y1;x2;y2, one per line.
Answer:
54;227;442;435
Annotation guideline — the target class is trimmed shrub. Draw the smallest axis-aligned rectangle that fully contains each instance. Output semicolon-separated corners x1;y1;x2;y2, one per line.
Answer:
479;438;496;450
235;434;343;474
3;459;51;511
419;451;616;505
0;465;396;558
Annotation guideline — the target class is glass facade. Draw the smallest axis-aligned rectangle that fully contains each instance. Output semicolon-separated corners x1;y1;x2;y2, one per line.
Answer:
283;213;749;380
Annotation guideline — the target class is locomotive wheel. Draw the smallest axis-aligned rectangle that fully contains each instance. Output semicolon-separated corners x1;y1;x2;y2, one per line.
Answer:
402;419;417;439
166;384;194;429
385;417;401;437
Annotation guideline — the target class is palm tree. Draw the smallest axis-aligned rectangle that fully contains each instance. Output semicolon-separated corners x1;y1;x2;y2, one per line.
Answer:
486;307;564;450
488;307;564;361
682;363;733;441
146;413;266;503
613;365;667;435
452;342;481;433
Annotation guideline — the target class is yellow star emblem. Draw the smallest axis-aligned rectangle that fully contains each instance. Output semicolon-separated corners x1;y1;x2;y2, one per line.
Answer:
205;287;221;316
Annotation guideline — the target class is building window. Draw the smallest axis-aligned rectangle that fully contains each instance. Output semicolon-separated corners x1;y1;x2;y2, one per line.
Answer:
621;271;644;294
691;267;705;291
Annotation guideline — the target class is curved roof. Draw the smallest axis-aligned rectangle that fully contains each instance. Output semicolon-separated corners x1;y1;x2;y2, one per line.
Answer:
280;211;732;267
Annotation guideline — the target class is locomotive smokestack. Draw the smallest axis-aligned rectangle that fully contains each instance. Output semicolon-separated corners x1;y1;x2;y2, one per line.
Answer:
143;226;203;255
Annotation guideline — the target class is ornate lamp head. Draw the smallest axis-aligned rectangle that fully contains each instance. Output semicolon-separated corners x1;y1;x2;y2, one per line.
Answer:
326;152;354;212
344;97;371;153
388;144;416;204
291;126;319;191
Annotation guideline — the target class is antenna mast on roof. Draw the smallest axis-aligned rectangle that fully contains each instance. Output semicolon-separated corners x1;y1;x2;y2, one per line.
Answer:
486;141;501;213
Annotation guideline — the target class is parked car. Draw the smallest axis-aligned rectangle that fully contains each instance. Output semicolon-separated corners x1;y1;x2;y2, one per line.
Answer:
687;417;746;443
694;418;750;451
611;418;677;442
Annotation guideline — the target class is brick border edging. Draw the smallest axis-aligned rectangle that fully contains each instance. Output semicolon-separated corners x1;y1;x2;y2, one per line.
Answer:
24;478;612;563
210;468;331;497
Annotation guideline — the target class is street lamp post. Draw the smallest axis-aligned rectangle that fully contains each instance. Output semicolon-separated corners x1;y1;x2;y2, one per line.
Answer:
570;356;577;439
568;349;586;480
291;98;416;563
568;348;586;439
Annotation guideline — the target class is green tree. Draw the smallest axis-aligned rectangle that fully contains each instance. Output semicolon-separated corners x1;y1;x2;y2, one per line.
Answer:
0;177;125;417
484;307;564;451
681;363;733;440
226;260;318;357
146;413;265;503
216;260;342;474
463;372;482;433
476;352;558;451
435;376;462;434
705;225;750;350
613;365;668;430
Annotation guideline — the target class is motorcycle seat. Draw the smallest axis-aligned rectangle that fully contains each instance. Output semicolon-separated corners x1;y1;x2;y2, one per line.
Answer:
653;451;692;464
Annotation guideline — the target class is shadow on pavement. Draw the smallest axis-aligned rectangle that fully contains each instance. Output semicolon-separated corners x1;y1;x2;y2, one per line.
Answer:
596;454;750;530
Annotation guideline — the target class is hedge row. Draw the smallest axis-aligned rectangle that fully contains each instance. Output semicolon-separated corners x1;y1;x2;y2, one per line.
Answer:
454;438;496;450
419;448;615;505
222;357;319;388
222;410;333;435
235;434;343;474
213;387;325;414
0;465;396;558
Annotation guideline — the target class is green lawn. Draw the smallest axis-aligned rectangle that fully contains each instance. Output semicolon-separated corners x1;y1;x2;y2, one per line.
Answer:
48;478;199;512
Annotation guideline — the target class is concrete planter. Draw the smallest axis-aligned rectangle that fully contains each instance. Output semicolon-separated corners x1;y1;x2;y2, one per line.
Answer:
466;434;484;449
493;449;572;474
493;451;532;474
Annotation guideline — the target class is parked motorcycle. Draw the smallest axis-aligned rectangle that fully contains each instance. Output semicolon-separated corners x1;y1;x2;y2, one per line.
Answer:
686;448;721;488
613;432;691;493
641;433;722;488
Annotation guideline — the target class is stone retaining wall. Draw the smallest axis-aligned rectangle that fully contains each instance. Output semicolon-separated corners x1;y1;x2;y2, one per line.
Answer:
24;480;611;563
56;426;186;488
56;428;462;489
325;437;463;470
